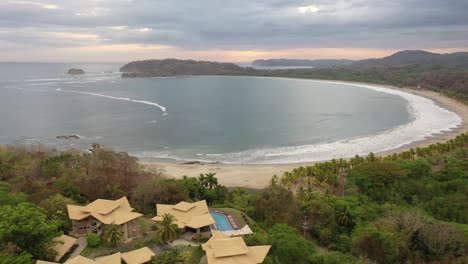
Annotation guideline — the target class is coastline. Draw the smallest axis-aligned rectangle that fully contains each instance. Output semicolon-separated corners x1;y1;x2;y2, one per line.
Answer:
141;82;468;189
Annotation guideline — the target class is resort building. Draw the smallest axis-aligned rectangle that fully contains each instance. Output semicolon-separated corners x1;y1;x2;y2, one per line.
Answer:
67;197;142;241
152;200;215;234
121;247;156;264
202;232;271;264
36;249;153;264
52;235;77;262
93;252;122;264
37;252;121;264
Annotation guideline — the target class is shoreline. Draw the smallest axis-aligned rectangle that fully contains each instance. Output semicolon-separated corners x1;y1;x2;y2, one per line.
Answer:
141;82;468;189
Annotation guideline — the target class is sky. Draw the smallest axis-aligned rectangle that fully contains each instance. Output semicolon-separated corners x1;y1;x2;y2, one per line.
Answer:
0;0;467;62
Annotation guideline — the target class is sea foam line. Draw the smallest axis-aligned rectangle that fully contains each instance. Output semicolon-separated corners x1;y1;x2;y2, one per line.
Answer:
219;80;462;164
133;79;463;164
56;88;167;113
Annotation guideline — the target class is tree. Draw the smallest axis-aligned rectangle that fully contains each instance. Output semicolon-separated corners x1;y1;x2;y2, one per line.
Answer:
204;172;218;189
348;162;406;202
337;206;351;226
132;179;188;214
0;203;60;260
156;213;179;243
351;224;404;264
86;233;101;247
78;147;151;200
310;251;366;264
151;249;188;264
244;231;270;246
103;224;122;247
0;182;27;205
0;251;34;264
203;185;229;205
254;185;301;227
269;224;315;264
39;194;76;232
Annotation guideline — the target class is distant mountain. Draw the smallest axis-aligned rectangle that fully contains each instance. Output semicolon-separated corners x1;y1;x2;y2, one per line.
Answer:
120;50;468;80
252;50;468;68
353;50;468;67
120;59;253;77
252;59;354;67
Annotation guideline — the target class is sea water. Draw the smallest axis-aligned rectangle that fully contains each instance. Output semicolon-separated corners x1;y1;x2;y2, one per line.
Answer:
0;63;461;164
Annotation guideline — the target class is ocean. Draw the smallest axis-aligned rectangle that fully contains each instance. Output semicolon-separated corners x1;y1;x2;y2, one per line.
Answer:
0;63;461;164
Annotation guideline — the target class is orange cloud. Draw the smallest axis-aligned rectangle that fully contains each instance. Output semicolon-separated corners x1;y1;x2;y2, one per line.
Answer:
1;44;467;63
173;47;468;62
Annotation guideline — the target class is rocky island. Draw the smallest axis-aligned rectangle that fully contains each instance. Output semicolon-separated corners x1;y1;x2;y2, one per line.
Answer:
120;59;255;77
67;68;85;74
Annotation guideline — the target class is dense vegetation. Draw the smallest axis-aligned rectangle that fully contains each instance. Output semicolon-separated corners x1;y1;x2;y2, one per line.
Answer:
252;59;354;67
0;133;467;263
262;64;468;103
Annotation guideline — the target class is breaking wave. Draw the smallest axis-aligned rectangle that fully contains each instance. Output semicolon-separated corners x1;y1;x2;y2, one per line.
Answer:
56;88;167;113
134;80;462;164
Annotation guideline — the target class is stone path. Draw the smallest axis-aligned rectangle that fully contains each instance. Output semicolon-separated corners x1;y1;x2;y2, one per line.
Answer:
70;237;87;258
171;238;198;247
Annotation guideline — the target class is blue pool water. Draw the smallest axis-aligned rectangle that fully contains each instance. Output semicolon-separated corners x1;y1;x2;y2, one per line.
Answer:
210;212;233;231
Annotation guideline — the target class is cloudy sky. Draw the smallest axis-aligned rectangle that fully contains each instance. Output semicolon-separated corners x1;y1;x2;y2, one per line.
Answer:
1;0;467;62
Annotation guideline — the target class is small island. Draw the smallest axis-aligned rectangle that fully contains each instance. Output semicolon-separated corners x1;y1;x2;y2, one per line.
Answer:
67;68;85;75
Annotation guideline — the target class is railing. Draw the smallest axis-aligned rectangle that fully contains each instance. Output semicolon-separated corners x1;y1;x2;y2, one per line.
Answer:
221;225;253;237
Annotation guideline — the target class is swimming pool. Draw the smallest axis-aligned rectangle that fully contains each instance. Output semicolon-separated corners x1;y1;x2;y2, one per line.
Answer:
210;212;234;231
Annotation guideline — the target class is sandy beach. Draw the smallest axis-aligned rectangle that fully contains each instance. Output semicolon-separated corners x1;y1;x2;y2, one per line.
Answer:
141;85;468;189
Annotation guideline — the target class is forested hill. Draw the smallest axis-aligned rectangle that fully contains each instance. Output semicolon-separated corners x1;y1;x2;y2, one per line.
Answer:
120;59;254;77
252;59;354;67
354;50;468;67
253;50;468;68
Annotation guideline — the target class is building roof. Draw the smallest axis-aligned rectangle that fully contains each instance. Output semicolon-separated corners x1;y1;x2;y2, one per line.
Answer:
202;232;271;264
38;252;123;264
52;234;78;261
94;252;121;264
121;247;155;264
67;197;142;225
65;256;96;264
152;200;215;229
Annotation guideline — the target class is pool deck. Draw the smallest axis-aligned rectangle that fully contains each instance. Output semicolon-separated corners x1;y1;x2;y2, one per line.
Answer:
209;208;243;230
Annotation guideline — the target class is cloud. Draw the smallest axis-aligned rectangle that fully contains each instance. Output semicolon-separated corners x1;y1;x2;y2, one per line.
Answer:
137;27;152;32
0;0;467;61
43;32;99;39
7;0;59;10
297;5;320;14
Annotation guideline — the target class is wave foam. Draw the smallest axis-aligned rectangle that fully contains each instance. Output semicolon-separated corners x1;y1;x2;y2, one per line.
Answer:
134;80;463;164
56;88;167;113
220;81;462;164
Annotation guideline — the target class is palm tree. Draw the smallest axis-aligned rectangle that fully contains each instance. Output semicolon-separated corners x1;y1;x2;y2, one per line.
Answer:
103;224;122;247
198;174;207;187
156;213;179;243
204;172;218;189
337;206;351;226
325;173;339;189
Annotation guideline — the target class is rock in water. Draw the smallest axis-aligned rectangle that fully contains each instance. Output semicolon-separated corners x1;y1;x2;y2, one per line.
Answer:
67;68;85;74
56;134;80;140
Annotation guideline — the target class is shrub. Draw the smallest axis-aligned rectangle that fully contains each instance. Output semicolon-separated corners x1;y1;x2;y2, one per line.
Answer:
86;233;101;247
319;228;333;246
